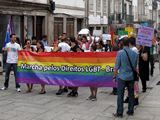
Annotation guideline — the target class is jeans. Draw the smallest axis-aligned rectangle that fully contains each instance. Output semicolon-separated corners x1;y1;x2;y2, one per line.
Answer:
4;63;20;88
117;78;135;116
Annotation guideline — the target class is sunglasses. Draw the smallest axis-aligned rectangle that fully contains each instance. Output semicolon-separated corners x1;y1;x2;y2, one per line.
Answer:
27;41;31;44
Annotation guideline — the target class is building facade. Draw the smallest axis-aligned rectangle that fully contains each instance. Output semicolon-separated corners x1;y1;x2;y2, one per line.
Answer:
88;0;109;35
0;0;50;52
52;0;85;41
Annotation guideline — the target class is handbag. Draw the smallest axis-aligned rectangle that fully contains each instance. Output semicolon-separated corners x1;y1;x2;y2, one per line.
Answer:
124;49;139;81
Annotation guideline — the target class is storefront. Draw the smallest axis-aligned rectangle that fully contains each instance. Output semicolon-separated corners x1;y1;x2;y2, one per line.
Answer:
0;0;50;49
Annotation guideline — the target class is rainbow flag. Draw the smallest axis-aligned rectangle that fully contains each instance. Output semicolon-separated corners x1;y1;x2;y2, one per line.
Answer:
53;39;58;51
17;51;118;87
110;27;115;46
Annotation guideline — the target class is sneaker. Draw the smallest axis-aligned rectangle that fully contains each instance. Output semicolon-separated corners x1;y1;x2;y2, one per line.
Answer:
67;91;74;97
11;71;14;75
86;95;92;100
63;88;68;92
16;88;21;92
126;111;133;116
124;97;129;103
92;97;97;101
56;89;64;95
110;91;118;95
1;86;7;91
73;92;78;97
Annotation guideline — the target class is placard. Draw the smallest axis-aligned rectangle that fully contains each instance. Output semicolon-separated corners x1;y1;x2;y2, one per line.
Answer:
136;26;154;47
125;27;133;38
78;28;89;34
93;30;102;36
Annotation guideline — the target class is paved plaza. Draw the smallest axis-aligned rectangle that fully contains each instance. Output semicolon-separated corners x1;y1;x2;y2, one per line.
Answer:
0;63;160;120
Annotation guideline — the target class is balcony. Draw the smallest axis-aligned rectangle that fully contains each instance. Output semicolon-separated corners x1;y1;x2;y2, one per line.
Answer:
138;14;148;22
125;14;134;24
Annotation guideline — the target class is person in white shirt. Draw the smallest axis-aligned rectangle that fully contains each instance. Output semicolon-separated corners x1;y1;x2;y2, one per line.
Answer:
1;34;21;92
54;38;71;95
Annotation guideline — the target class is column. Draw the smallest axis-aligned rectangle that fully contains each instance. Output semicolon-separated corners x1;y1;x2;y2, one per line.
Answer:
63;17;66;33
34;16;36;37
24;16;28;39
74;18;77;37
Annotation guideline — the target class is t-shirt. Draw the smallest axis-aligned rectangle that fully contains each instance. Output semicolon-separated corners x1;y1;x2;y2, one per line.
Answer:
58;42;71;52
131;46;138;54
71;45;79;52
5;42;21;64
42;40;48;46
131;46;138;69
82;44;86;51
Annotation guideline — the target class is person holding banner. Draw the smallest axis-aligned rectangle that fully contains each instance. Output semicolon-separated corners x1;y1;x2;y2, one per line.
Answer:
24;39;35;93
36;41;47;94
67;37;82;97
86;44;98;101
105;40;112;52
1;34;21;92
113;37;137;117
54;38;71;95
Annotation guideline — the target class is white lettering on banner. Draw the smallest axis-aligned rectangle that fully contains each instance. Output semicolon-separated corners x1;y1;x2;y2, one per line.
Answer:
21;63;43;71
20;63;116;74
86;66;101;73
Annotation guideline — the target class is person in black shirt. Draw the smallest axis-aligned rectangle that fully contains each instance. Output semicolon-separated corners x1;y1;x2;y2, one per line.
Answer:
32;36;37;45
137;45;149;93
67;37;82;97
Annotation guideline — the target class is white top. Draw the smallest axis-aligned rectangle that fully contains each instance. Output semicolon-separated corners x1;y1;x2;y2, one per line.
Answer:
96;49;102;52
107;46;110;52
131;46;138;54
5;42;21;64
82;44;86;51
58;42;71;52
130;46;138;69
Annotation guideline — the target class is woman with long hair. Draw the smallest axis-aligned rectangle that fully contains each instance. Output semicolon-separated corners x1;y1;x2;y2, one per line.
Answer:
24;39;35;93
36;41;47;94
86;44;98;101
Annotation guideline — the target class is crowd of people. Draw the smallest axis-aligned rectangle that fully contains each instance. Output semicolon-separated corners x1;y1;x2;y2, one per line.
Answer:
1;31;159;117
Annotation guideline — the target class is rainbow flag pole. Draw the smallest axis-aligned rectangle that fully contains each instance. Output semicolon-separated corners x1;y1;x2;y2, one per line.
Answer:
110;26;115;46
53;39;58;51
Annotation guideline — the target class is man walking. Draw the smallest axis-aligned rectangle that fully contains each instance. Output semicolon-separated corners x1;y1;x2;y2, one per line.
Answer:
1;34;21;92
113;37;137;117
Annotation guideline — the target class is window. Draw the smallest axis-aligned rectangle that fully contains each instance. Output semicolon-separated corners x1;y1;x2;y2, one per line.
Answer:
90;0;94;11
97;0;101;12
103;0;107;13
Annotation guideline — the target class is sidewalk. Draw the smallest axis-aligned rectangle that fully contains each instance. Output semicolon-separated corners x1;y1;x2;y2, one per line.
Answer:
0;63;159;120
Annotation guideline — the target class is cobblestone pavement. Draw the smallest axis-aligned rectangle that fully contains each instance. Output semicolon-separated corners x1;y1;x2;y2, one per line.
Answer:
0;63;159;120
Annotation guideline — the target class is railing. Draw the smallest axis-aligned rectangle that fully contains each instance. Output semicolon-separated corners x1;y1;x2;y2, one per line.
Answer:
138;14;148;22
125;14;134;24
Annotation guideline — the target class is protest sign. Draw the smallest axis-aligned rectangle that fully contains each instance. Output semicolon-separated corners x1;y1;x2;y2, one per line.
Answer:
93;30;102;36
140;23;148;27
136;26;154;47
78;28;89;34
118;30;128;35
17;51;118;87
102;34;111;40
125;27;133;38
